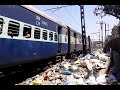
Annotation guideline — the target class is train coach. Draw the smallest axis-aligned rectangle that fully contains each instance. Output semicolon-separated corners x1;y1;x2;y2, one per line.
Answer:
0;5;90;68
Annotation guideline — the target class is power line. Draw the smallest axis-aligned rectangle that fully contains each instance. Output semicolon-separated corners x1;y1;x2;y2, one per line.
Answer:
49;6;80;27
41;5;80;31
64;7;80;27
44;5;73;12
52;6;80;29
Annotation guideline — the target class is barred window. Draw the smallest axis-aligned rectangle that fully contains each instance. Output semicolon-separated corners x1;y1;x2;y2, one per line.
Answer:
42;30;47;40
0;18;4;34
66;32;68;35
65;31;68;42
34;28;40;39
79;39;82;43
8;21;20;37
54;33;58;41
65;36;67;42
49;32;53;41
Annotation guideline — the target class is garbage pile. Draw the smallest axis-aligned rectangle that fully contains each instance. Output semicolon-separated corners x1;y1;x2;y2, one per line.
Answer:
16;49;118;85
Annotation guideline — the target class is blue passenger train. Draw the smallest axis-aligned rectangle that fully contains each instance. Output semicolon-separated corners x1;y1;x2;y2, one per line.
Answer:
0;5;90;68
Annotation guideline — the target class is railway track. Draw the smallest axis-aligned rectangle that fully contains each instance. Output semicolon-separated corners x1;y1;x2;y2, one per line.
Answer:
0;57;59;85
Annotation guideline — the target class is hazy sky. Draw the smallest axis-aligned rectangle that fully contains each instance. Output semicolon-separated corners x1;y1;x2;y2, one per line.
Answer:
32;5;119;41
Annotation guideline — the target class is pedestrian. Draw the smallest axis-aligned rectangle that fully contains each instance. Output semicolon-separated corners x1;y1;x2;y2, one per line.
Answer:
103;23;120;83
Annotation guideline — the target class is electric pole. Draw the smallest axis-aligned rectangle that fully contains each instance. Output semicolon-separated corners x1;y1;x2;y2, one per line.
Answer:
91;31;100;47
88;36;91;53
96;21;105;48
105;23;110;41
80;5;87;56
105;23;107;40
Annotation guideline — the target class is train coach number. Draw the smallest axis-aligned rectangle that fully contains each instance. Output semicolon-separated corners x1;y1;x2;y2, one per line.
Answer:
36;15;41;26
36;16;40;21
36;21;40;26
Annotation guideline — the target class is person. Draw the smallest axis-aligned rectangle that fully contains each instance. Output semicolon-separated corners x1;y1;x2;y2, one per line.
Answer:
103;24;120;82
24;31;30;38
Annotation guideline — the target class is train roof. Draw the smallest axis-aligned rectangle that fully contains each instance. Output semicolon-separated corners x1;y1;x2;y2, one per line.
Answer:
21;5;67;28
68;26;81;34
21;5;82;35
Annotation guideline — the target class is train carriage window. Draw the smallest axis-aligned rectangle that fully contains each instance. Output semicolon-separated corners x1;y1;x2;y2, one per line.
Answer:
49;32;53;41
66;31;68;35
79;35;82;43
8;21;20;37
0;18;4;34
78;35;80;43
42;30;47;40
54;33;58;41
34;28;40;39
23;25;31;38
79;39;82;43
65;32;68;42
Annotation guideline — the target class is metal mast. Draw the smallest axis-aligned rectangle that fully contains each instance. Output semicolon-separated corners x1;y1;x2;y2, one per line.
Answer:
80;5;87;56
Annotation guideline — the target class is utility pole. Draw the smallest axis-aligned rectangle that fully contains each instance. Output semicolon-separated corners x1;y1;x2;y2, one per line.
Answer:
96;21;105;48
88;36;91;53
107;24;109;36
91;31;100;47
105;23;110;40
98;30;100;44
105;23;107;40
80;5;87;56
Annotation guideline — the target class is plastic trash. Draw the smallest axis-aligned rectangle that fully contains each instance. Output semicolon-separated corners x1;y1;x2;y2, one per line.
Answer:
76;77;86;85
96;74;107;85
74;59;81;65
82;54;91;60
63;71;72;75
96;62;106;69
41;80;52;85
90;59;100;63
55;79;62;85
48;76;54;81
63;63;71;70
73;74;81;79
98;54;109;62
69;65;79;72
16;48;111;85
84;60;93;71
86;75;97;85
32;78;42;85
94;51;101;58
62;80;70;85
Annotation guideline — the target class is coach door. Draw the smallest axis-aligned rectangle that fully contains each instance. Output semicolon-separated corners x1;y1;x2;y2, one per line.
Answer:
58;26;62;53
74;33;77;52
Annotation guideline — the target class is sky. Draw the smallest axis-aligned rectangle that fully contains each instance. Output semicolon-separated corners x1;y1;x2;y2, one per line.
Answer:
32;5;119;41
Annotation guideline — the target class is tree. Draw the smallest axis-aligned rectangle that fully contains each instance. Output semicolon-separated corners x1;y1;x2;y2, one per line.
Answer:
94;5;120;19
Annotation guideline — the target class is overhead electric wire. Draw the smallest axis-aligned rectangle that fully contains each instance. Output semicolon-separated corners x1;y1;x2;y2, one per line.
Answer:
44;5;81;29
44;5;72;12
64;7;81;27
41;5;80;31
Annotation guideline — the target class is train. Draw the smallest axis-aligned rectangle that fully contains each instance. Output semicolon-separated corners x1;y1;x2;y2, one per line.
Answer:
0;5;90;69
